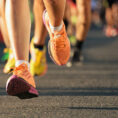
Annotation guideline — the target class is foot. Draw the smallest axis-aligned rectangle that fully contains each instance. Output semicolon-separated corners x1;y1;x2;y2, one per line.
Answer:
30;38;47;76
66;47;83;67
3;48;15;73
105;26;118;37
43;10;70;66
6;63;38;99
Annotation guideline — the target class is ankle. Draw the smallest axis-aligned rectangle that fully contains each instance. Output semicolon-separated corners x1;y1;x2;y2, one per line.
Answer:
15;60;30;70
49;21;63;33
34;43;44;50
75;40;84;50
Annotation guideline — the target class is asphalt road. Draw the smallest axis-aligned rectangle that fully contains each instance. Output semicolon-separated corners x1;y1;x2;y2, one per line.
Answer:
0;28;118;118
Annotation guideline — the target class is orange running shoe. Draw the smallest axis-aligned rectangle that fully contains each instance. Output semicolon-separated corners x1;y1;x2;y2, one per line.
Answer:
43;10;70;66
6;63;38;99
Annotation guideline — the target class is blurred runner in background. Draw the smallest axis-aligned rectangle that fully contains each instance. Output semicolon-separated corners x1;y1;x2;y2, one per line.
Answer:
66;0;91;67
91;0;102;26
104;0;118;37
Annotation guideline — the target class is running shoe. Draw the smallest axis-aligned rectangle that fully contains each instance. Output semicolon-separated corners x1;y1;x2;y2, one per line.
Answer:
105;26;118;37
3;48;15;73
30;38;47;76
6;63;38;99
43;10;70;66
66;47;83;67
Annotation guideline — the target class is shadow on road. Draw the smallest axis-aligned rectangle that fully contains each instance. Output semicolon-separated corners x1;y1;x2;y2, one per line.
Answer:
37;87;118;96
1;87;118;96
0;88;7;95
64;107;118;110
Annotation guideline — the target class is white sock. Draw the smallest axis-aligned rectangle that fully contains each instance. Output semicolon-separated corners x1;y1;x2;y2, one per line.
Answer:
49;22;63;33
15;60;30;70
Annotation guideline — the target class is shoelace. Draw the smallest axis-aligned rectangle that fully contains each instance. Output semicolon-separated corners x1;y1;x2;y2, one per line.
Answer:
13;63;32;80
53;28;67;49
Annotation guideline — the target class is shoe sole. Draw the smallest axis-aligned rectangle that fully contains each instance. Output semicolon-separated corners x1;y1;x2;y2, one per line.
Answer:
66;56;84;67
6;75;38;99
48;40;59;65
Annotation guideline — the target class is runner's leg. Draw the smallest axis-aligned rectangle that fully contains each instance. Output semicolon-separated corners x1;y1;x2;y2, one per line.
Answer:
33;0;47;45
42;0;70;65
5;0;31;61
76;0;91;41
30;0;47;76
43;0;66;26
5;0;38;98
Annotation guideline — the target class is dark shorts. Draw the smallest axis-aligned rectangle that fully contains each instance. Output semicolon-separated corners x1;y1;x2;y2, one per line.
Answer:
107;0;118;7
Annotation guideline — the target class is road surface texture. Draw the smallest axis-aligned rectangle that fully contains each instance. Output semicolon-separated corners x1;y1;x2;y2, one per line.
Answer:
0;27;118;118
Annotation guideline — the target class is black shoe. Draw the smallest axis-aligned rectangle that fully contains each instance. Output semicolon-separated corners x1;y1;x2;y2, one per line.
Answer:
66;47;83;67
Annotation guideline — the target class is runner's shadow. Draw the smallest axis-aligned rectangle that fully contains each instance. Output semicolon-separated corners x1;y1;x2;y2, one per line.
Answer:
1;87;118;96
37;87;118;96
64;107;118;110
0;88;7;95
